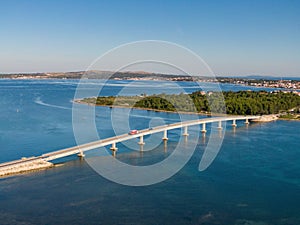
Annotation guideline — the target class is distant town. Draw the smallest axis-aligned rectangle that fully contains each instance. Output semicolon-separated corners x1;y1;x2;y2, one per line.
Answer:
217;77;300;90
1;70;300;91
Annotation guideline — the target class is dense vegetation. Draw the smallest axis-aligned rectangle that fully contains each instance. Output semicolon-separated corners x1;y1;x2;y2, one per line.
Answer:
279;112;300;120
221;91;300;115
81;91;300;115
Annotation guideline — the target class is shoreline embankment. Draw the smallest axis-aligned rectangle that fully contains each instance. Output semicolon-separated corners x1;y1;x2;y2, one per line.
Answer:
0;158;53;178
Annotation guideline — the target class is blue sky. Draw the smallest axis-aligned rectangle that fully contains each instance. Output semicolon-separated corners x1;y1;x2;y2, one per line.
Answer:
0;0;299;76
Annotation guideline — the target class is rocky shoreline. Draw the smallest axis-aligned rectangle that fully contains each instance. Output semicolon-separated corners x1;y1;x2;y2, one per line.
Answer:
0;159;53;178
251;115;278;122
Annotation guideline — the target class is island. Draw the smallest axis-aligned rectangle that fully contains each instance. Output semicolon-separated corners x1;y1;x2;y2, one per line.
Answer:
77;90;300;120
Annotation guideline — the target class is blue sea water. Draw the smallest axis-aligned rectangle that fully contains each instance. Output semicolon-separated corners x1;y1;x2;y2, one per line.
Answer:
0;79;299;225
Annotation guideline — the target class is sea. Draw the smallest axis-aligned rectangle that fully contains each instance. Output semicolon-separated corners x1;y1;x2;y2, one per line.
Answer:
0;79;299;225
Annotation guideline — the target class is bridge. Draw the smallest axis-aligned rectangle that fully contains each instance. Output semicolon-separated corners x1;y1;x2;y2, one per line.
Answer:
0;115;260;177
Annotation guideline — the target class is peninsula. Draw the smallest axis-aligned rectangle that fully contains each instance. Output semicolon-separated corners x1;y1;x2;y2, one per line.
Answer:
78;90;300;120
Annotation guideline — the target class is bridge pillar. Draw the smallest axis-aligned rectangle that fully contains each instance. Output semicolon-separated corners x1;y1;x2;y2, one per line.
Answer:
245;118;250;124
110;142;118;156
201;123;207;133
217;121;222;130
162;130;168;141
138;135;145;145
77;150;85;158
183;126;189;136
232;119;237;127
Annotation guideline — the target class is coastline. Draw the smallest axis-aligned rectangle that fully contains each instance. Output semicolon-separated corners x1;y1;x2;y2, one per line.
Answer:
74;99;280;121
0;159;54;178
0;76;300;93
74;99;225;117
278;117;300;121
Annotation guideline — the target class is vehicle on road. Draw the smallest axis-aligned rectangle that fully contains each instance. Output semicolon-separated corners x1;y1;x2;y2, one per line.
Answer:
129;130;138;135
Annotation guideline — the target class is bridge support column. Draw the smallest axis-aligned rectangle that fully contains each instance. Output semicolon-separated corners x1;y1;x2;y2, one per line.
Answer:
110;142;118;156
201;123;207;133
183;126;189;136
245;118;250;124
138;135;145;145
217;121;222;130
77;150;85;158
232;119;237;127
162;130;168;141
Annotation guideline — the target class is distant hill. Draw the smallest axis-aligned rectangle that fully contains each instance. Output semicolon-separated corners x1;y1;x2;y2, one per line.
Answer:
1;70;299;81
0;70;210;81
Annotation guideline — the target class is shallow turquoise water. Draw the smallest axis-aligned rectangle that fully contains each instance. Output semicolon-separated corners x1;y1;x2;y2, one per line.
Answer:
0;80;299;225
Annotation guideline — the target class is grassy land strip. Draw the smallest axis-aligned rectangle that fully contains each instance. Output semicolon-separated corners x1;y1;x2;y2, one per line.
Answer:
79;91;300;116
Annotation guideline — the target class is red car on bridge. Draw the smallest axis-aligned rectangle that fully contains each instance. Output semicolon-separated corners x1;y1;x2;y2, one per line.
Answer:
128;130;138;135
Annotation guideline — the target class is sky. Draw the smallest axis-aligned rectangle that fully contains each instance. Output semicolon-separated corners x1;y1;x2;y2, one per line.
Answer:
0;0;299;76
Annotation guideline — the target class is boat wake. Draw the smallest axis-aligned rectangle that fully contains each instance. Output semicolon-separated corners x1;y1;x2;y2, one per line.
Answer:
34;97;71;110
